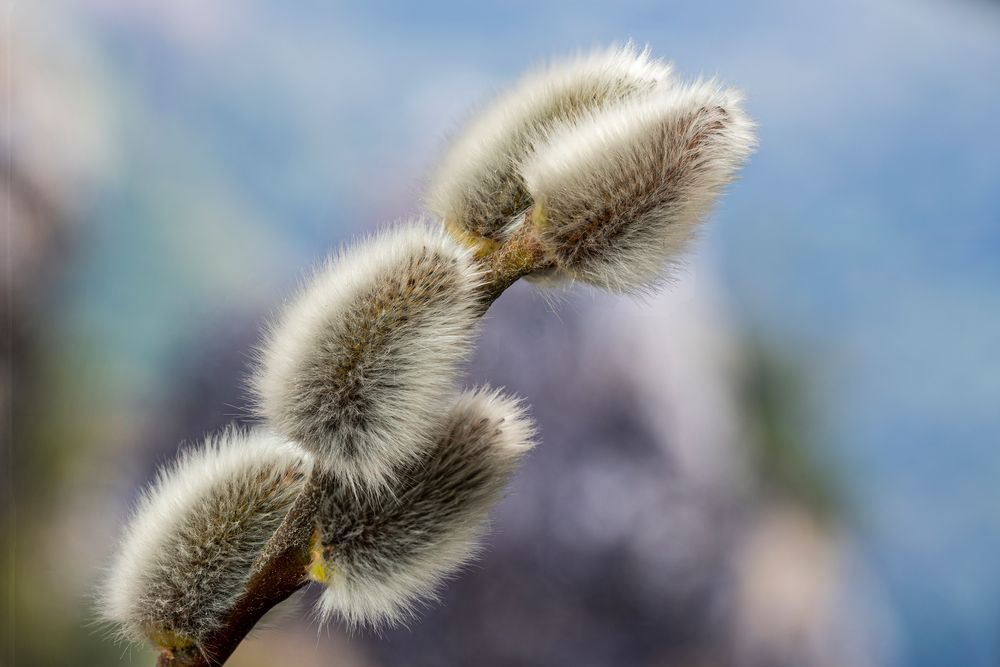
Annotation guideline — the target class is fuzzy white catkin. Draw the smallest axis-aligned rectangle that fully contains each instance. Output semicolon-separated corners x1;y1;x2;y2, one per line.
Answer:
253;223;483;492
311;387;535;627
521;80;757;293
101;428;310;646
427;44;672;243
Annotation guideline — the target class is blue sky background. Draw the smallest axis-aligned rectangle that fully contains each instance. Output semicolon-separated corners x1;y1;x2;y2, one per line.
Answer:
16;0;1000;664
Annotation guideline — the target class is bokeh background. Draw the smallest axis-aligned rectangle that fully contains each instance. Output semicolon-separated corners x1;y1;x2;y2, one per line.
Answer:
4;0;1000;665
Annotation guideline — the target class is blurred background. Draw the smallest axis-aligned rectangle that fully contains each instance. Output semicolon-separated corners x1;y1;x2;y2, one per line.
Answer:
3;0;999;665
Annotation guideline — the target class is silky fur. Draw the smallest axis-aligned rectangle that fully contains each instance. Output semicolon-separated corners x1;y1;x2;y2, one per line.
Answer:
312;388;535;627
427;44;673;243
253;224;483;493
101;428;310;646
522;80;756;293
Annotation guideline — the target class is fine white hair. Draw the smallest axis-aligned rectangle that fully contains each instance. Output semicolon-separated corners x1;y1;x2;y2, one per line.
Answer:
253;223;483;493
312;387;535;627
101;428;310;646
522;80;757;293
427;43;673;244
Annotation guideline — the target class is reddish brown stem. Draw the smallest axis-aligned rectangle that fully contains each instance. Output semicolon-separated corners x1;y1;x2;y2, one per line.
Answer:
476;211;557;310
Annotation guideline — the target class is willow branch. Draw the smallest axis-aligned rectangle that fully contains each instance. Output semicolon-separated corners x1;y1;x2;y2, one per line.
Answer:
155;216;553;667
